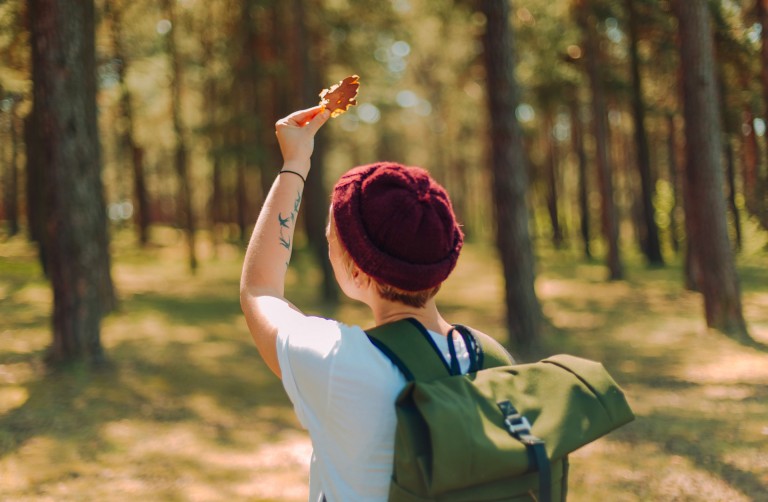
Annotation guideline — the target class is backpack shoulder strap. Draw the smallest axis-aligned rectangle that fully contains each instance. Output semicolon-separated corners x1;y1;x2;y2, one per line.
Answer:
459;326;515;368
366;318;452;381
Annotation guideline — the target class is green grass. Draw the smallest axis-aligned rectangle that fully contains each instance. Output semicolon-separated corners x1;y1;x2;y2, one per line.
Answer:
1;227;767;501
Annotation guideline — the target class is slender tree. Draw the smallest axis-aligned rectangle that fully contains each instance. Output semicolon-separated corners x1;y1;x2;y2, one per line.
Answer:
543;111;564;249
626;0;663;265
105;0;151;247
673;0;749;339
9;99;21;237
665;113;680;254
576;1;623;280
480;0;542;354
162;0;197;272
24;111;47;275
757;0;768;227
570;91;592;259
1;96;21;237
29;0;115;364
200;1;225;254
234;0;259;243
724;138;742;250
741;101;761;217
290;0;338;303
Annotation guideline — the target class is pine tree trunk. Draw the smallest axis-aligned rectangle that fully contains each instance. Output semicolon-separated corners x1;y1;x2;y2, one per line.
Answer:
578;5;623;280
29;0;115;365
627;0;663;265
480;0;542;354
674;0;749;339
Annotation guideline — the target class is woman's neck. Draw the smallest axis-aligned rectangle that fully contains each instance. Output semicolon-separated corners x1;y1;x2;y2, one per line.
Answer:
370;298;452;336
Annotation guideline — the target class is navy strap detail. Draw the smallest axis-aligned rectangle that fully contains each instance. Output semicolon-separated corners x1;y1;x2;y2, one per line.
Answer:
452;324;482;372
447;328;461;375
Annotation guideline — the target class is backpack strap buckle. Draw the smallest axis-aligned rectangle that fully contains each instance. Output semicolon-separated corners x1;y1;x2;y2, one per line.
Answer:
498;400;533;437
498;400;552;502
504;415;533;437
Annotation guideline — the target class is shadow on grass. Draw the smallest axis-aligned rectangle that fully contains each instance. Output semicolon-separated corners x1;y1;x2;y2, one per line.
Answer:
536;257;768;498
128;291;243;325
616;408;768;499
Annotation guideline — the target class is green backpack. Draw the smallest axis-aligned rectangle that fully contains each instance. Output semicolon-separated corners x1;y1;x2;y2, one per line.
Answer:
366;318;635;502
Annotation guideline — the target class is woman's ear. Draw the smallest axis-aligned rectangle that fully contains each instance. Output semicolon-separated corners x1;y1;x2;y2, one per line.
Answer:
352;269;363;287
351;266;372;288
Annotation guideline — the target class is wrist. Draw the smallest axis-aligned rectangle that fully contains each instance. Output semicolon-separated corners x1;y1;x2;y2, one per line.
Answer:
281;160;310;177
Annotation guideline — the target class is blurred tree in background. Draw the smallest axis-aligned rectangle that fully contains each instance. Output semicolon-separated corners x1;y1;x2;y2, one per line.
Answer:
1;0;766;362
27;0;116;365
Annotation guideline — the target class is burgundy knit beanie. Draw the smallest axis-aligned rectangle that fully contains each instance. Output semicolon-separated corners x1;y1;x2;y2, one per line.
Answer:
331;162;464;292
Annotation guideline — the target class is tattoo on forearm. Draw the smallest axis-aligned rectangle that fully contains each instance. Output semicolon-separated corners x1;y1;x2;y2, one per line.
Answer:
277;191;303;253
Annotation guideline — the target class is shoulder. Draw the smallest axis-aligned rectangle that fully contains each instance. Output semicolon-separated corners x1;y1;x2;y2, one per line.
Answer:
276;315;403;428
276;314;367;364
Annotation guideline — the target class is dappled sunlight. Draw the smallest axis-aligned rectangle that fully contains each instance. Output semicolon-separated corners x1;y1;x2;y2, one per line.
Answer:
683;351;768;384
654;467;751;502
2;237;767;500
0;385;28;414
571;432;754;502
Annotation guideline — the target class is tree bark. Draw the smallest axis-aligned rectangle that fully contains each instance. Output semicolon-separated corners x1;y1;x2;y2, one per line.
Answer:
626;0;663;266
480;0;542;354
162;0;197;272
577;4;623;280
29;0;115;364
673;0;749;339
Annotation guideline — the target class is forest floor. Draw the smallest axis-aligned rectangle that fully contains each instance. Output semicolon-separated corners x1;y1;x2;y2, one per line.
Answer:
1;225;768;501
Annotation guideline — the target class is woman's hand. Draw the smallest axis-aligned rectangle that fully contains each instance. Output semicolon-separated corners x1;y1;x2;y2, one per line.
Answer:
275;106;331;174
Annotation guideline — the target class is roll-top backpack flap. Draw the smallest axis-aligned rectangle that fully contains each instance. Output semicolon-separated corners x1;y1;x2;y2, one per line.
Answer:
394;357;633;497
543;354;635;429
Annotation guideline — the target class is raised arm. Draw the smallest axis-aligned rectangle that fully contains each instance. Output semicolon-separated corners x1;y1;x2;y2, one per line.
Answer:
240;106;330;377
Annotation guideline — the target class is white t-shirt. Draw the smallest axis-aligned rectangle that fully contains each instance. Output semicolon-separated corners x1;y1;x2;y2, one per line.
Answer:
271;299;470;502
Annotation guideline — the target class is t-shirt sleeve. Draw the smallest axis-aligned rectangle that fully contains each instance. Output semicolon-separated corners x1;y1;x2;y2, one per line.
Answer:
269;297;343;427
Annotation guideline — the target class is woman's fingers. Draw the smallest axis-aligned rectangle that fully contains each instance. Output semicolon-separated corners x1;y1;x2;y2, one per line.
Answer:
277;105;325;128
